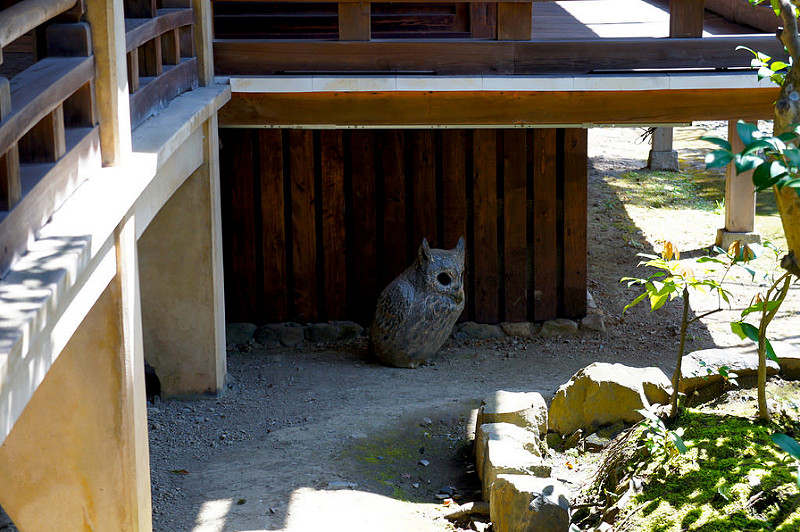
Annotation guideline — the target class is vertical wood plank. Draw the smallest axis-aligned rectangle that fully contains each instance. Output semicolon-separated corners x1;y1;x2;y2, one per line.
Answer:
138;38;163;77
441;130;467;248
63;81;97;127
161;28;181;66
473;129;498;323
532;128;557;321
497;3;531;40
320;130;347;320
179;25;195;58
562;128;588;318
0;77;19;211
669;0;704;38
503;129;527;322
290;129;318;322
19;107;66;163
379;129;406;285
410;130;437;248
226;129;258;321
191;0;214;84
258;129;288;322
350;129;378;323
339;2;371;41
127;50;140;93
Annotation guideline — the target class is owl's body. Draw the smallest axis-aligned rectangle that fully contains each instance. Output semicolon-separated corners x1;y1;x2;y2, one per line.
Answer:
369;237;466;368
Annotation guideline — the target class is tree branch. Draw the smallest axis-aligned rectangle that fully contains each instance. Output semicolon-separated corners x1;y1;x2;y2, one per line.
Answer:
778;0;800;61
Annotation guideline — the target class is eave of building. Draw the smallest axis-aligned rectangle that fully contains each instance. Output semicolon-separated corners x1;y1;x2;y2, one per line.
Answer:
219;72;779;128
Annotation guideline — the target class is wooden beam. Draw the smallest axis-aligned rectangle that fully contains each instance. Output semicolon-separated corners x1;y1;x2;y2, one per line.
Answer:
46;22;93;57
125;8;193;52
161;28;180;65
129;57;197;128
0;0;76;49
497;2;531;41
473;129;498;323
724;120;756;233
213;35;784;76
561;128;587;318
338;2;370;41
503;129;526;321
124;0;157;19
0;76;19;211
220;88;777;127
670;0;705;38
18;106;66;164
192;0;214;85
532;128;556;321
320;129;347;320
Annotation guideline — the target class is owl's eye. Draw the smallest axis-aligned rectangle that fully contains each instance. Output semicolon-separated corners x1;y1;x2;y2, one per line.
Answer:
437;272;452;286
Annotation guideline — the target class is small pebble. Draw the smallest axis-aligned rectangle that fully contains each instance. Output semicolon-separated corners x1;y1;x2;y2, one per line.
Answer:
419;459;430;467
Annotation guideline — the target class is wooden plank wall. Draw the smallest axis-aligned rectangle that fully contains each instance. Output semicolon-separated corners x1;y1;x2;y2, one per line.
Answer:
219;127;587;325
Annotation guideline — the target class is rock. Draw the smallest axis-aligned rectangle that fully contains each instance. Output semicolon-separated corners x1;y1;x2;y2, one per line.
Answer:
332;320;364;340
680;345;781;398
586;290;598;309
544;432;563;450
776;342;800;379
304;323;342;343
584;431;612;451
490;475;571;532
476;390;548;437
597;421;626;440
482;439;551;501
548;362;672;435
500;322;538;338
459;322;504;340
476;423;542;481
255;323;304;347
562;429;582;451
539;319;579;337
580;313;606;334
226;322;257;346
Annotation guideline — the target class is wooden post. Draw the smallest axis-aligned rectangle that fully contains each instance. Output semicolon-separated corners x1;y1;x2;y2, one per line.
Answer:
669;0;705;38
192;0;214;86
717;119;759;247
338;2;371;41
18;107;67;163
0;77;20;210
86;0;132;166
497;3;532;41
647;127;679;171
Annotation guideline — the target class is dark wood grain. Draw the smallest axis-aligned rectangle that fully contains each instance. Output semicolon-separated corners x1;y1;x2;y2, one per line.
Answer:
503;128;527;322
561;128;588;318
320;129;347;320
409;130;437;248
290;129;318;322
441;129;467;248
379;129;406;285
532;128;556;321
258;129;288;322
349;129;378;323
472;129;498;323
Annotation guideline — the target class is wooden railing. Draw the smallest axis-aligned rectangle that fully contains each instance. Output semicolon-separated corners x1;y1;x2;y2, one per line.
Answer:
124;0;199;127
0;1;100;276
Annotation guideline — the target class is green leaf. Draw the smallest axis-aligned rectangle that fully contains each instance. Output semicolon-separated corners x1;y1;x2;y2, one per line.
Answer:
772;433;800;460
734;154;763;174
731;321;760;344
771;0;781;15
705;149;733;168
623;291;648;313
700;135;732;150
785;148;800;167
741;139;774;155
771;60;790;71
649;290;670;311
765;337;779;363
672;432;688;454
737;121;760;146
741;300;782;318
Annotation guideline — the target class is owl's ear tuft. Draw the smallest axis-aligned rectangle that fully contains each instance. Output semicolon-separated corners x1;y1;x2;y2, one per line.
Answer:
455;236;465;253
418;238;432;264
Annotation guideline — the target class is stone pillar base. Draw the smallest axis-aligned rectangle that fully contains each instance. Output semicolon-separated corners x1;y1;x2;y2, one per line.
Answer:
715;229;761;249
647;150;679;171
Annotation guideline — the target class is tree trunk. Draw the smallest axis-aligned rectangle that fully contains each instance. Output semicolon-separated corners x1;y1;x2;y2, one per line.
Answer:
773;1;800;276
670;289;690;419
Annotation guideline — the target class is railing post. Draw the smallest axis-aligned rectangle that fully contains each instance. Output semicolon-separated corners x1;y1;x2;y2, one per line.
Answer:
339;2;371;41
86;0;132;166
669;0;705;38
497;2;532;41
0;78;19;210
192;0;215;86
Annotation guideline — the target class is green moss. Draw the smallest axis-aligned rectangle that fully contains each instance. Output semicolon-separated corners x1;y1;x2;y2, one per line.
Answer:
617;407;800;532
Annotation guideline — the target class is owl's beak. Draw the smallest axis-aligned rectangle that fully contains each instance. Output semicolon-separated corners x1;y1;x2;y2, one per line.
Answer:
452;291;464;305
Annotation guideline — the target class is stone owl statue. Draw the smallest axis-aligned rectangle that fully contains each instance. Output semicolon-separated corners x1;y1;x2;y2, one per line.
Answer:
369;237;466;368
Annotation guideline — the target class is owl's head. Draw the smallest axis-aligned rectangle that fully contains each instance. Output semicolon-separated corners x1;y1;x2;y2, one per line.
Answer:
417;237;466;304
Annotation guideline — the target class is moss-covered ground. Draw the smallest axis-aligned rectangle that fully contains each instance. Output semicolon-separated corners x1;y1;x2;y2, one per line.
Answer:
583;382;800;532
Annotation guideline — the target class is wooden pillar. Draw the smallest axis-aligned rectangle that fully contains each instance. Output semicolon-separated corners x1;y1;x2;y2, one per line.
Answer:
717;120;759;246
0;217;152;531
138;116;226;396
497;2;532;40
192;0;215;86
339;2;371;41
647;127;679;171
669;0;705;38
86;0;132;165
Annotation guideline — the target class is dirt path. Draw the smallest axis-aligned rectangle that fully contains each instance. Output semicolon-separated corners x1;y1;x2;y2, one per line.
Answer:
148;125;800;532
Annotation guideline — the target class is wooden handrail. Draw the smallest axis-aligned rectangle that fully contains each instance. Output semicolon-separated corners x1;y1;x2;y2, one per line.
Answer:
125;8;194;52
212;0;533;2
0;0;77;49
